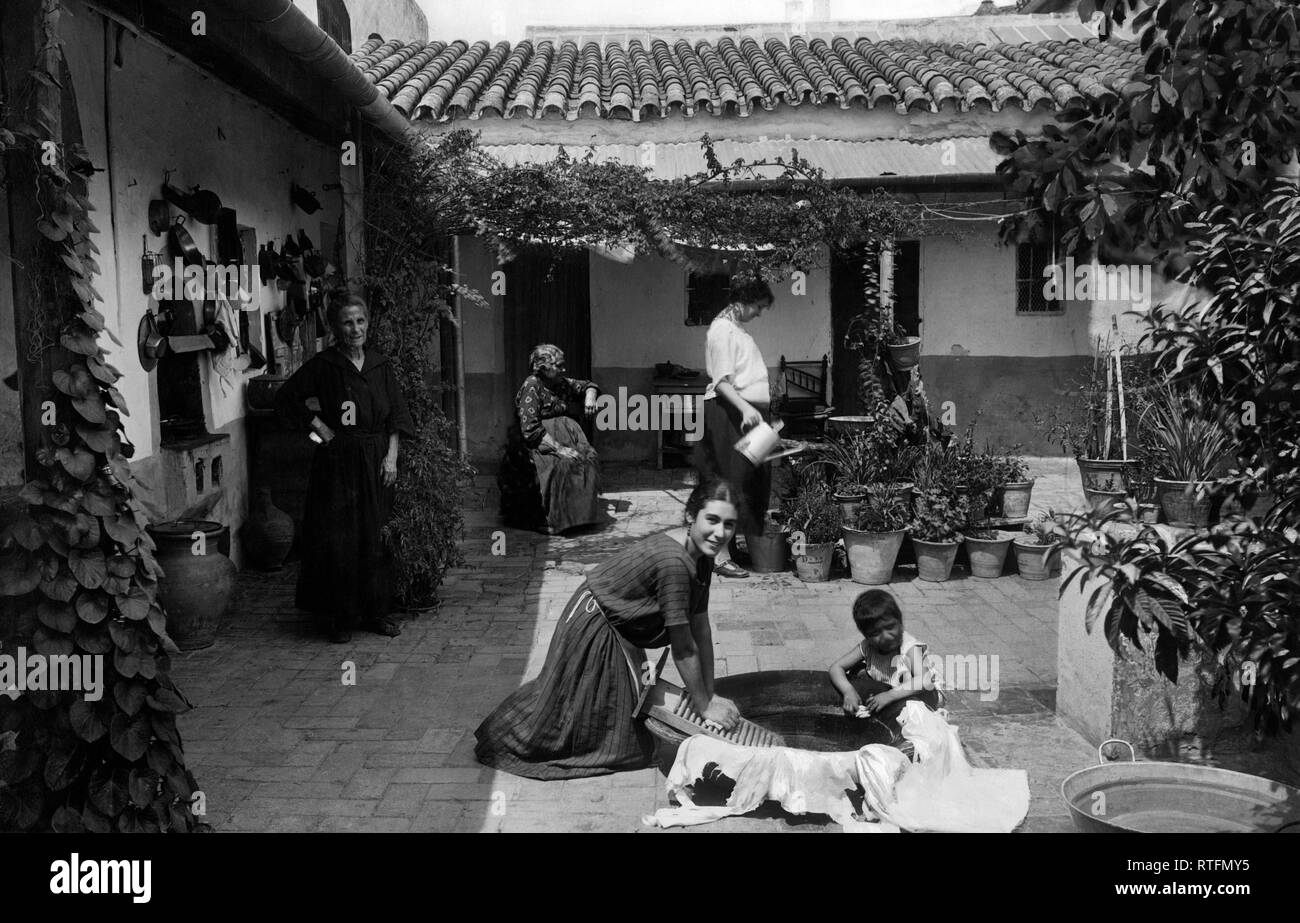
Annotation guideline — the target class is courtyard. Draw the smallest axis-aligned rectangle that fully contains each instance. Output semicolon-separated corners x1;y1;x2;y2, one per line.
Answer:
171;458;1101;833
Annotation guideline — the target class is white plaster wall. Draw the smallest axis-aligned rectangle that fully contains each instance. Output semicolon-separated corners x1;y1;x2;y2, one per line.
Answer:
590;249;832;371
62;4;346;457
919;230;1091;357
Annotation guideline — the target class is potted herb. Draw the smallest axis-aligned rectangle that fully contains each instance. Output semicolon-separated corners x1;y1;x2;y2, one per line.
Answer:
992;451;1034;519
781;484;842;582
842;490;910;585
1012;509;1061;580
964;519;1016;579
1141;386;1235;529
908;488;969;582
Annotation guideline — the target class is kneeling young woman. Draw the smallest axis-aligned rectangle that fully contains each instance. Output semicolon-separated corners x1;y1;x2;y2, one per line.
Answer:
474;478;745;780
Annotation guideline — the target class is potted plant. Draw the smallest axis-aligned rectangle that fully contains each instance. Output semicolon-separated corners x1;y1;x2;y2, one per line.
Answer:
842;490;911;585
1046;347;1145;508
964;519;1016;578
1012;510;1061;580
781;484;842;582
992;451;1034;519
908;488;969;582
886;322;922;370
1141;386;1235;529
813;430;877;524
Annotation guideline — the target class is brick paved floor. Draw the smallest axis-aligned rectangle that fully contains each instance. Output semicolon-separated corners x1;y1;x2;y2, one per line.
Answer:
171;457;1098;833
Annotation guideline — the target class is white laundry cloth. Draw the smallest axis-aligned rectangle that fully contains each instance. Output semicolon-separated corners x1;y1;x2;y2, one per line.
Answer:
644;703;1029;832
857;701;1030;833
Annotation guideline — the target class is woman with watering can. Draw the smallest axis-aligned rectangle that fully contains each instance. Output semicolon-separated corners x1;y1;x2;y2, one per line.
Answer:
695;276;777;578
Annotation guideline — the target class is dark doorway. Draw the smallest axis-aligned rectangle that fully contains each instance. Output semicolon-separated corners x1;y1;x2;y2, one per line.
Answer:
830;240;920;416
503;248;592;389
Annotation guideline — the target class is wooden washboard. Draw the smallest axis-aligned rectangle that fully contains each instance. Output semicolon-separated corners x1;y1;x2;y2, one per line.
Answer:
636;675;786;749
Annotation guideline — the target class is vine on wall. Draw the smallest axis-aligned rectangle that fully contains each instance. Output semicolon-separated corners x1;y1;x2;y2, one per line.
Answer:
0;1;206;832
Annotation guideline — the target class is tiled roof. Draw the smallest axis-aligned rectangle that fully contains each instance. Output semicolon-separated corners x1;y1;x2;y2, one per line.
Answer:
348;33;1142;124
481;138;1002;181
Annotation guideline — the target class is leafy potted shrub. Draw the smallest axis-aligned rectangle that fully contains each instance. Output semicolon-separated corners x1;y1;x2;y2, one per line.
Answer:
964;520;1016;579
842;490;910;585
813;430;878;524
1141;386;1235;529
1012;510;1061;581
992;452;1034;519
781;485;842;582
908;489;969;582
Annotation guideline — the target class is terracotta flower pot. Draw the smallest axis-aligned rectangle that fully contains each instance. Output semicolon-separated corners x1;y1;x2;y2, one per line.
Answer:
888;337;922;370
1076;457;1139;494
998;480;1035;519
842;527;904;585
912;536;961;582
792;541;836;582
1085;488;1128;515
1013;539;1059;581
965;532;1014;579
833;490;868;526
1154;477;1215;529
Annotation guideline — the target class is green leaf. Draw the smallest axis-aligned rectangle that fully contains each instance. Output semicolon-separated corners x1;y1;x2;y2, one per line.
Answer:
37;599;77;632
86;355;120;384
73;621;114;654
75;589;110;624
70;392;107;424
33;625;75;656
146;687;189;714
81;805;113;832
60;329;99;356
68;548;107;588
106;553;136;578
51;805;87;832
113;679;147;716
113;647;142;678
69;698;110;742
109;711;152;761
44;741;89;791
88;767;130;818
102;512;142;546
109;618;142;653
128;769;160;808
114;585;151;620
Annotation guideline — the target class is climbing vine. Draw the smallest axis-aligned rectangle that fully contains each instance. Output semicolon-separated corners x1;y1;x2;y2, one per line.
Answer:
0;1;206;831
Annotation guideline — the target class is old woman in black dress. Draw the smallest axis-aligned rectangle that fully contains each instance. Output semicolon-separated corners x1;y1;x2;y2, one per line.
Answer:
497;344;602;534
475;478;744;780
275;295;414;643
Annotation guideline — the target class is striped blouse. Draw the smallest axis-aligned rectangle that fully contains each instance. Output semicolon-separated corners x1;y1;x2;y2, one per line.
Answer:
585;532;713;648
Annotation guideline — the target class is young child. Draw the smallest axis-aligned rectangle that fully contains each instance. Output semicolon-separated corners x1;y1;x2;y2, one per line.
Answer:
829;590;943;723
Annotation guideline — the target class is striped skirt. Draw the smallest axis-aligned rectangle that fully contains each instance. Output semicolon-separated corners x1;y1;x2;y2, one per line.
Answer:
474;583;653;780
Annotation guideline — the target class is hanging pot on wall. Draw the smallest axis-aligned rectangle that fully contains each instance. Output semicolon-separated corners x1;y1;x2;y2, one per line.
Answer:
162;183;222;224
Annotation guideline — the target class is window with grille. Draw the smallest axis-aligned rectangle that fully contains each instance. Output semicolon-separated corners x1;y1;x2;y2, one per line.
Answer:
685;270;733;326
1016;240;1062;314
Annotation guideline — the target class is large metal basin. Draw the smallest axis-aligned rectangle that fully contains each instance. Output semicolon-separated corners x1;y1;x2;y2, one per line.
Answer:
1061;741;1300;833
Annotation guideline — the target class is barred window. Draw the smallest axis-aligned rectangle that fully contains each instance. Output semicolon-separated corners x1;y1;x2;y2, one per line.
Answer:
685;270;733;326
1016;241;1062;314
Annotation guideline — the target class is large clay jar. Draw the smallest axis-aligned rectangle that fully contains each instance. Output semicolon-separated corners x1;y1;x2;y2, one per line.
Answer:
148;519;236;650
242;486;295;570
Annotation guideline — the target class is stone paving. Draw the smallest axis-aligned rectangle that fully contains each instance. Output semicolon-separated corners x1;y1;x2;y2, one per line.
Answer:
171;457;1099;833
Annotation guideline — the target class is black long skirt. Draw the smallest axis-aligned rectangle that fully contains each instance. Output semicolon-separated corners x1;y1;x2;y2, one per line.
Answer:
498;417;601;533
296;430;395;629
696;397;771;535
474;582;653;780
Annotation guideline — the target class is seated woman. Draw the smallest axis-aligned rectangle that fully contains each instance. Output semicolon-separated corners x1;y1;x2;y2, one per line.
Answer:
497;344;602;534
475;478;745;780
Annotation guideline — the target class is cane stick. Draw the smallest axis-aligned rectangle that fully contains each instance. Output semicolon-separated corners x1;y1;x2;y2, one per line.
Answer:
1112;317;1128;461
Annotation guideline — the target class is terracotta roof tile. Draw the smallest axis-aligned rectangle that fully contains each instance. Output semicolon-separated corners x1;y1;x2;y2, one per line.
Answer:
356;32;1140;125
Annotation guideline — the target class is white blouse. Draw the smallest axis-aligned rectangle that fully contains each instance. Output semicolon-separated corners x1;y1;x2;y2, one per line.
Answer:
704;315;770;404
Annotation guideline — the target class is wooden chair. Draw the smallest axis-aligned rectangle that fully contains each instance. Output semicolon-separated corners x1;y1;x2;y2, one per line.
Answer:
776;354;832;438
